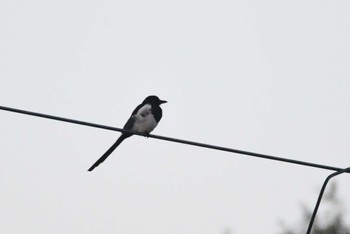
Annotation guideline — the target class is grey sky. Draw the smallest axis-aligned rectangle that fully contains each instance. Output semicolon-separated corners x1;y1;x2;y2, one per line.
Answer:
1;1;350;233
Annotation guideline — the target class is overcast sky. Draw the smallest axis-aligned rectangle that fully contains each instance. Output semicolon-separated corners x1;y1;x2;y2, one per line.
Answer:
1;1;350;234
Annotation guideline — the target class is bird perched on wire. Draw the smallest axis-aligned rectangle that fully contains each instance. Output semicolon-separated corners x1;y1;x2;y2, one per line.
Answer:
88;95;167;171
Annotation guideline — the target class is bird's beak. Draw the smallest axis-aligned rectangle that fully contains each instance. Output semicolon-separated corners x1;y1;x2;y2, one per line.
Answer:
160;100;167;104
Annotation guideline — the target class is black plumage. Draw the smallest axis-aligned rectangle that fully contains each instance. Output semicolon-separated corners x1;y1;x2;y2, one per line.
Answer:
88;95;166;171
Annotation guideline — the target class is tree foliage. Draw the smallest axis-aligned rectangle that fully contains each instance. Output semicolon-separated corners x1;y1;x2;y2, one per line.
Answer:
279;183;350;234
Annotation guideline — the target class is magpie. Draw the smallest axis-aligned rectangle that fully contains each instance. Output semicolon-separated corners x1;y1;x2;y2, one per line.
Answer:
88;95;167;171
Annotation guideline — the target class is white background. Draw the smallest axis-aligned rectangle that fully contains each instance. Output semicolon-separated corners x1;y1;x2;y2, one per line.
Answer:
1;1;350;233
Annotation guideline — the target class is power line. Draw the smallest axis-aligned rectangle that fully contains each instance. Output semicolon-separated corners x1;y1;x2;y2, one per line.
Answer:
2;104;349;234
0;105;348;173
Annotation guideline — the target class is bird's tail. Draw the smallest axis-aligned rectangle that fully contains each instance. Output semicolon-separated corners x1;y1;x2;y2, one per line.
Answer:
87;134;130;171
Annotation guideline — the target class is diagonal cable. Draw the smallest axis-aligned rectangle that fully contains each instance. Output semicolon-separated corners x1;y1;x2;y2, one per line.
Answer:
0;105;348;173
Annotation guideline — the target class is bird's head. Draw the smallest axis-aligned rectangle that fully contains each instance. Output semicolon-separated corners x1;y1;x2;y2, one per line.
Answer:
143;95;167;105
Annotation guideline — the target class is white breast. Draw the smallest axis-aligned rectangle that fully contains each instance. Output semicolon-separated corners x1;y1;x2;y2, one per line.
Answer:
131;104;158;133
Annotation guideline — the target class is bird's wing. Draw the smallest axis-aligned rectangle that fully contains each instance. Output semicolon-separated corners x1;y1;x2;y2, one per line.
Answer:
135;104;152;118
121;102;145;130
133;103;151;116
127;103;156;133
123;115;136;131
123;103;151;130
130;103;152;122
